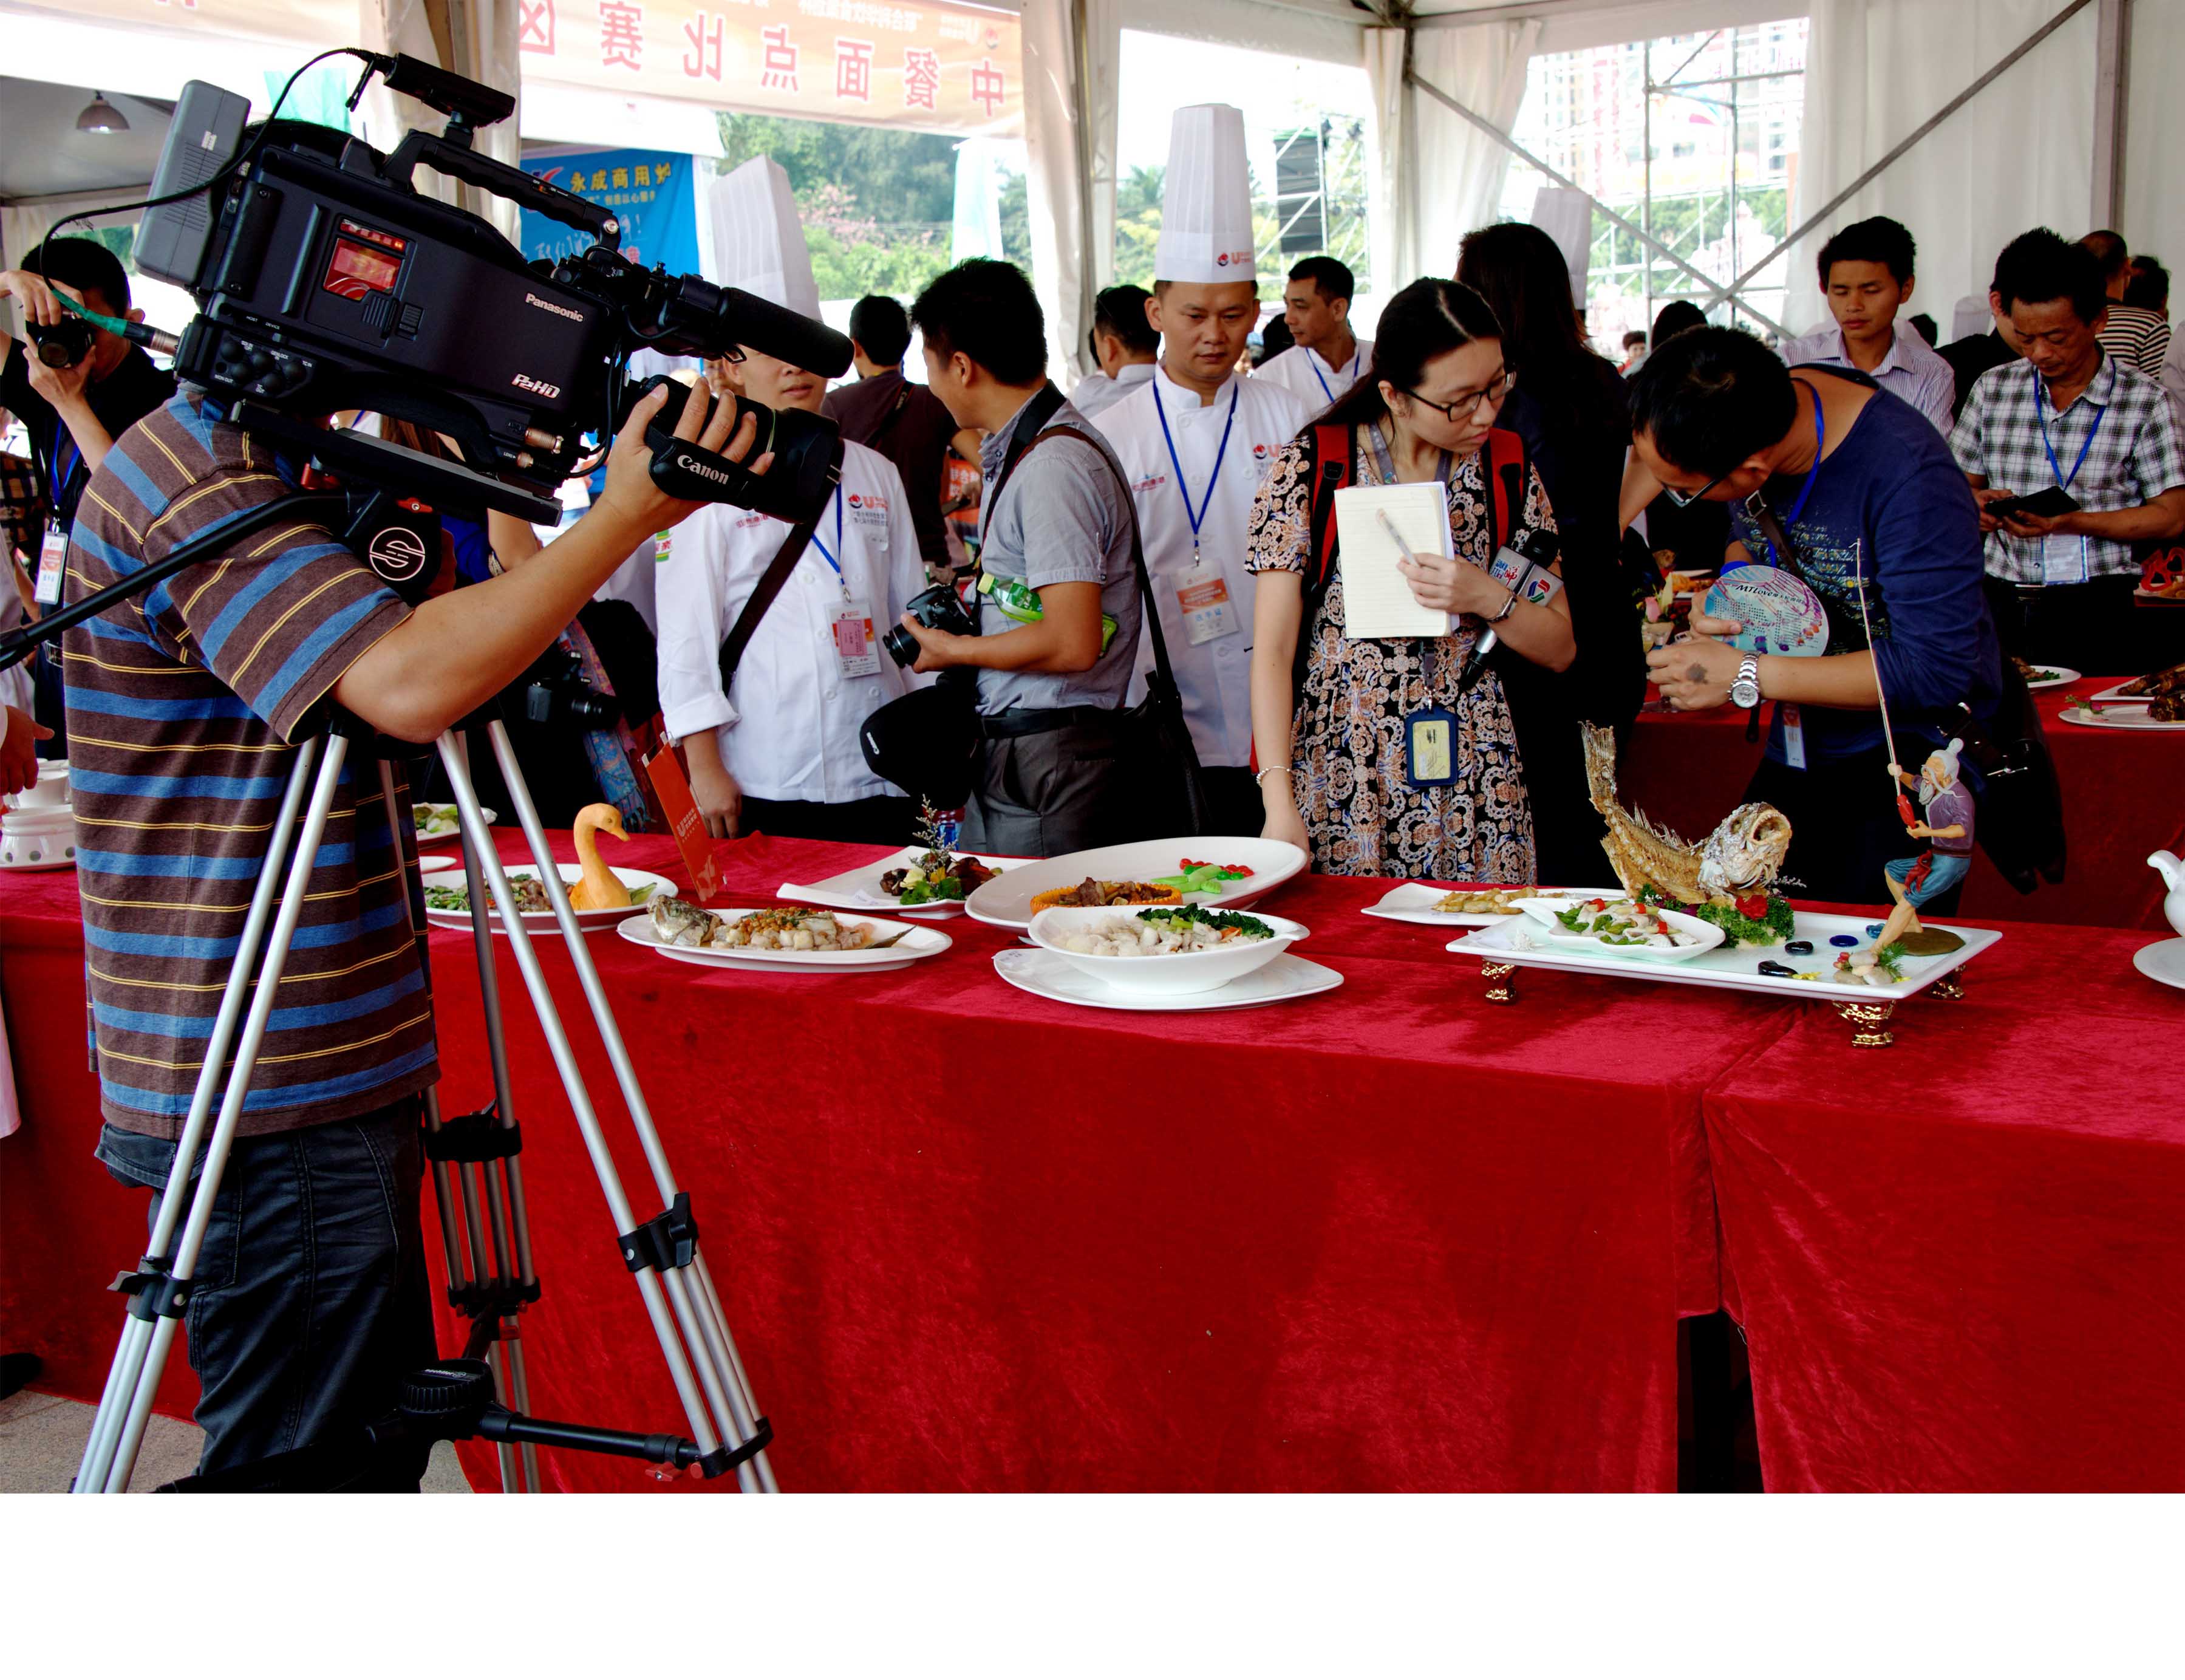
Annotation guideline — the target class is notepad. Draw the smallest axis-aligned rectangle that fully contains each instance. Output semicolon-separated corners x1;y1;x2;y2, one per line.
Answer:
1335;482;1454;640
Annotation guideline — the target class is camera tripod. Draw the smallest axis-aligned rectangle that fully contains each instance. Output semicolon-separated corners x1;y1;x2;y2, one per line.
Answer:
67;713;777;1494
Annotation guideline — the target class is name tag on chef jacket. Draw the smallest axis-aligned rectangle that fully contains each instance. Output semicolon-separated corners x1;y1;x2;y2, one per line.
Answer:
1175;561;1240;646
33;523;67;607
831;595;881;679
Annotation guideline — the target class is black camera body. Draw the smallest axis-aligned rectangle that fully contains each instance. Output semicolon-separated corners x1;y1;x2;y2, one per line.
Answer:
133;62;853;526
28;315;97;369
881;581;977;668
520;646;616;731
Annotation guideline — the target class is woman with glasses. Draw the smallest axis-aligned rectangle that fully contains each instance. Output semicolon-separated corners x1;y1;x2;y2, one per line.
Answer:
1246;278;1575;879
1456;224;1646;887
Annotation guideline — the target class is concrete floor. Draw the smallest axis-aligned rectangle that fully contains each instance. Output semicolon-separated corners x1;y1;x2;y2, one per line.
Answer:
0;1387;472;1492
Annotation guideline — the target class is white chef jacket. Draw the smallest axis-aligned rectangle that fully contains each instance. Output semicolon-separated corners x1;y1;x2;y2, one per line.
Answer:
1068;362;1155;421
1256;338;1374;409
654;439;929;803
1094;364;1311;767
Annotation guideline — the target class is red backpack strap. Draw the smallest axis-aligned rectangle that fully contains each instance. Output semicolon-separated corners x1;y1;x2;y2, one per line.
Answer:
1304;422;1351;589
1483;426;1528;551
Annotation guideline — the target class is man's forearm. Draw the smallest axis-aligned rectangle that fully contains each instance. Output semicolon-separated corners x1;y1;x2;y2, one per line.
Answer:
56;400;115;476
334;507;652;740
1755;648;1881;709
2068;499;2185;542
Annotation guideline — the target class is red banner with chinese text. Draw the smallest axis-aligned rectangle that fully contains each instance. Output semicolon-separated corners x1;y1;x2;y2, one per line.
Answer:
520;0;1023;137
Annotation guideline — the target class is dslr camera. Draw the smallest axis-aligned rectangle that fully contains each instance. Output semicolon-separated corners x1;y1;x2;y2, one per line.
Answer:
881;582;977;668
27;314;97;369
131;53;852;538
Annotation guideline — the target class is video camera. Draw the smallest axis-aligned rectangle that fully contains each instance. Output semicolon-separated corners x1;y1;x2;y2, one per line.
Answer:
133;52;851;531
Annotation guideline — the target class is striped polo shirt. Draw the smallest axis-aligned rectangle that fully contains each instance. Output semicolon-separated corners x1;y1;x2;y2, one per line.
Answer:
63;390;439;1138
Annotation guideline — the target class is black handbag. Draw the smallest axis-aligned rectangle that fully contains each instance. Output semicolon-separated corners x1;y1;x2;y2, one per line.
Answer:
1743;499;2066;893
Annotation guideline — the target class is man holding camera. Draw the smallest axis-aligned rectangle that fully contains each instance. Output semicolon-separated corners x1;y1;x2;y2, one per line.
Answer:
897;259;1144;855
67;357;755;1487
655;158;929;844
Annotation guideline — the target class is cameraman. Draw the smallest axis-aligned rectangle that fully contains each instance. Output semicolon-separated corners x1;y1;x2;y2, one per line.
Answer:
69;376;758;1487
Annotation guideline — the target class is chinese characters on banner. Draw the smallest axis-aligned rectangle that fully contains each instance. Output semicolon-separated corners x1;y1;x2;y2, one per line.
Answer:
517;150;704;272
520;0;1023;134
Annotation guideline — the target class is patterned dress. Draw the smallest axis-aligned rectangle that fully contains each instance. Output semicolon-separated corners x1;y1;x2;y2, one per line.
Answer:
1245;427;1547;881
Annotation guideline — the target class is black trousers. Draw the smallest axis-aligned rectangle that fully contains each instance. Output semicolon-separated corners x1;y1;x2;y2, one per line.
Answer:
1744;748;1966;915
1994;575;2139;675
963;715;1136;856
97;1096;437;1490
737;793;916;845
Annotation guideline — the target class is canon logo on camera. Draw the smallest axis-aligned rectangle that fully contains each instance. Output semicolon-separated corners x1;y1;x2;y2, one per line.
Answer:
674;451;735;487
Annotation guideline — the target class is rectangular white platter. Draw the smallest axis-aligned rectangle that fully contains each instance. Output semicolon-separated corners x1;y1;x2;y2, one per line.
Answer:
777;844;1023;920
1362;881;1628;929
1450;910;2000;1004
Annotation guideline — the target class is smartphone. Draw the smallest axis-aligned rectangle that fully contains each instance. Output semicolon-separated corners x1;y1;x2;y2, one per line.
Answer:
1986;485;2081;521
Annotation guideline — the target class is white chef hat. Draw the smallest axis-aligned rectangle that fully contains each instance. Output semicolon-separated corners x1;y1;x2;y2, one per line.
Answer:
703;155;820;323
1154;104;1256;286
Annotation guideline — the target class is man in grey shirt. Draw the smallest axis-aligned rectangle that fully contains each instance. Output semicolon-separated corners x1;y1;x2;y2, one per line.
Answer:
897;260;1145;855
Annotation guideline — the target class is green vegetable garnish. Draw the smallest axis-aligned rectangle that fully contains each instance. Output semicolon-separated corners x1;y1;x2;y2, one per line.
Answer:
1131;904;1273;938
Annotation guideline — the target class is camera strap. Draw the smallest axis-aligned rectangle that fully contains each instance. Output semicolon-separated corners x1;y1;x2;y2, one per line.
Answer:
715;437;846;700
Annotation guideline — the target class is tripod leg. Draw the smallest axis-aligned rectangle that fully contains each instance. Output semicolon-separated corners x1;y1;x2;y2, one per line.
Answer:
98;735;353;1492
432;734;736;1475
76;736;322;1494
482;720;774;1489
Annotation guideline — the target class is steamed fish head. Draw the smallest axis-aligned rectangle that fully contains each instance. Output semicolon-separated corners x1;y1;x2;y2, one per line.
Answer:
648;894;718;948
1697;802;1793;896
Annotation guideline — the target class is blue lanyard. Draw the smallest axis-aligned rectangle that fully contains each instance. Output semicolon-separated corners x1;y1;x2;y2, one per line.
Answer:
1782;380;1825;524
52;431;82;507
805;488;847;592
1309;346;1359;406
1151;378;1239;564
2033;369;2105;491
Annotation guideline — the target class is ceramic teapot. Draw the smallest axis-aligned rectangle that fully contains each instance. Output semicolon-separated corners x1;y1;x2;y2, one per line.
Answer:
2152;850;2185;938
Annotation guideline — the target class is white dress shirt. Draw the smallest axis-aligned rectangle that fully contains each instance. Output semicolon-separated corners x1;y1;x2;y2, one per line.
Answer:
1068;361;1155;422
653;439;929;804
1093;364;1311;767
1778;319;1956;434
1256;337;1374;409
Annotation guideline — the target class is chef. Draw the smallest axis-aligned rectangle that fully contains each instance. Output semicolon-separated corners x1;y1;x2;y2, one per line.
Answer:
1256;255;1374;408
655;155;929;844
1093;105;1309;835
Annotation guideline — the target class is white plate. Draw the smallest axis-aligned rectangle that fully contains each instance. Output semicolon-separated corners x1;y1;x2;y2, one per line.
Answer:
414;854;456;874
2134;586;2185;602
1029;904;1307;996
965;836;1309;932
1452;910;1998;1003
2020;664;2080;690
1512;896;1725;963
2086;677;2178;703
2056;703;2185;731
1360;881;1628;929
778;845;1021;921
422;862;675;935
616;907;950;972
2132;938;2185;992
416;805;496;841
993;948;1343;1012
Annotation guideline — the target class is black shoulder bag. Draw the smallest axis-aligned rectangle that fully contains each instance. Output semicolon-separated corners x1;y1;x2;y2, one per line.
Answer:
1744;494;2066;894
715;454;837;701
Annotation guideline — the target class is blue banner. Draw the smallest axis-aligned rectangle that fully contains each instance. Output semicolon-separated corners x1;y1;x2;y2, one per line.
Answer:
519;150;700;275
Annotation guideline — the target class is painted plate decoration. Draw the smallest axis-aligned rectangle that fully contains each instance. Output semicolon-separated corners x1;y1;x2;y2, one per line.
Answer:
1702;567;1831;657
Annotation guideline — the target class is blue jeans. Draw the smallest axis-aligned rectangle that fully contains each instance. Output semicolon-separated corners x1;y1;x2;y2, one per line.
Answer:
97;1098;437;1490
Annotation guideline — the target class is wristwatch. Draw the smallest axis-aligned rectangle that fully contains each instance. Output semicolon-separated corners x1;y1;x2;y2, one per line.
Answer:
1730;655;1762;711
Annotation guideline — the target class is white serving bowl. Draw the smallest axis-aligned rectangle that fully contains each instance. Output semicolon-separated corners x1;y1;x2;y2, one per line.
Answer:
0;800;77;867
9;760;71;809
1029;904;1307;997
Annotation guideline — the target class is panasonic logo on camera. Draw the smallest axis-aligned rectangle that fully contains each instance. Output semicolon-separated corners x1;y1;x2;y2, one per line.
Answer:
524;292;585;322
675;451;735;486
511;373;561;398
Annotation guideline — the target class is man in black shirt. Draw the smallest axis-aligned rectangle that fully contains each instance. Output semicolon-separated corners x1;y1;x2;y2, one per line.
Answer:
821;293;977;577
1;239;176;532
1938;245;2026;423
1;239;176;753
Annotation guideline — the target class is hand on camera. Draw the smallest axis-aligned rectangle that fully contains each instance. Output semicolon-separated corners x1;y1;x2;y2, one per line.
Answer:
0;269;69;329
2;705;53;797
893;612;958;674
594;379;771;539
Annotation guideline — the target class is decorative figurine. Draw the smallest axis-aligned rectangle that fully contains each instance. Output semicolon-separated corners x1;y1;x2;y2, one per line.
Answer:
1883;739;1974;913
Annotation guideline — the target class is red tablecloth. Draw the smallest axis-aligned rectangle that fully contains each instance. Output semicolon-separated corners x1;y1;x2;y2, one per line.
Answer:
1621;681;2185;931
6;831;2180;1491
1705;929;2185;1491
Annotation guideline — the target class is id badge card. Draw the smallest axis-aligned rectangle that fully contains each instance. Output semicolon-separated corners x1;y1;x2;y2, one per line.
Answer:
33;524;67;607
1780;703;1807;771
2040;533;2088;587
831;595;881;679
1176;564;1240;646
1487;545;1564;607
1405;707;1457;787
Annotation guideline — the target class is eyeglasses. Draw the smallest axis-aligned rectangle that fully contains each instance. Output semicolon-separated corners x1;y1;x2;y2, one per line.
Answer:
1662;465;1733;507
1402;367;1514;422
